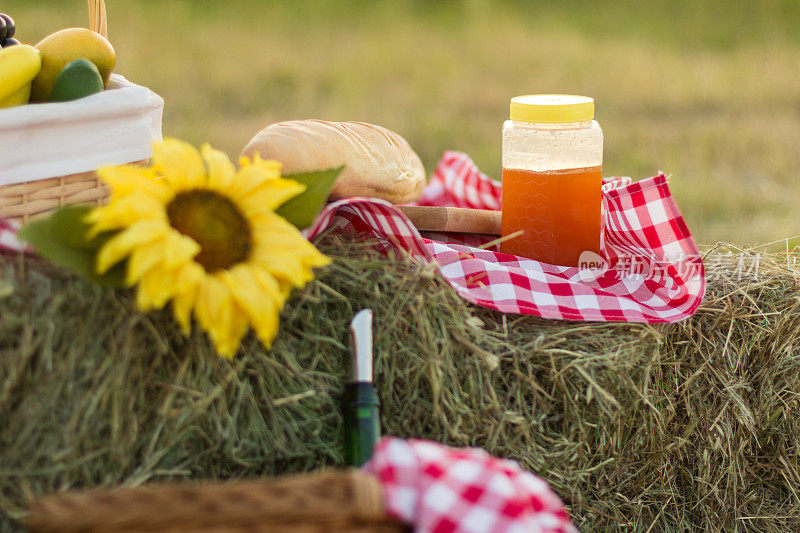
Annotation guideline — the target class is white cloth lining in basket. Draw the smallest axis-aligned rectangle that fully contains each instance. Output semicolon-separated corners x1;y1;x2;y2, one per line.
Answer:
0;74;163;187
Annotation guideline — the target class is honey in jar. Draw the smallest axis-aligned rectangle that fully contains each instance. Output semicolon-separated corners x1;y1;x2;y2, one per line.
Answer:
501;94;603;266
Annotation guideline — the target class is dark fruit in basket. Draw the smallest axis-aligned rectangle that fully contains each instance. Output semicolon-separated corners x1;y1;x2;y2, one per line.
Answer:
2;38;20;47
0;19;6;41
0;14;14;40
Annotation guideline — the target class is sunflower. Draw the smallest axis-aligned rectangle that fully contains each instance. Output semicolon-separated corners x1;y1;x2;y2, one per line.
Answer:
86;138;331;357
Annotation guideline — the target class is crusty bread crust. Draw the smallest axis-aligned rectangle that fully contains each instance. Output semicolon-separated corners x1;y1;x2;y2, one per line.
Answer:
241;120;426;204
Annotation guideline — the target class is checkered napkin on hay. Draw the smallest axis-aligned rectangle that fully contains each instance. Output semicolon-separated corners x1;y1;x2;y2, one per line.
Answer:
307;151;705;323
0;152;704;323
0;218;23;252
364;437;578;533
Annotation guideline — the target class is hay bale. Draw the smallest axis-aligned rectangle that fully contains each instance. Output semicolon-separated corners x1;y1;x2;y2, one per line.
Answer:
1;237;799;531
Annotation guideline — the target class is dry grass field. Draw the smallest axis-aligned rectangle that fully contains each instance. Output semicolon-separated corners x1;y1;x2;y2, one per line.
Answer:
4;0;800;246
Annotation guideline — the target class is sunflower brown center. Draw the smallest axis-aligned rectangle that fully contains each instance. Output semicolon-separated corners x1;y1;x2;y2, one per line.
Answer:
166;189;252;272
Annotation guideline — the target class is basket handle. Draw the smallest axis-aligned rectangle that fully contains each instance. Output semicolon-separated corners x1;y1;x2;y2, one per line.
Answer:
88;0;107;39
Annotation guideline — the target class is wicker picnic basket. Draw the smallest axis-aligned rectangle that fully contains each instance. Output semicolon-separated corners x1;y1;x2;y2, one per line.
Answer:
0;0;160;225
28;469;410;533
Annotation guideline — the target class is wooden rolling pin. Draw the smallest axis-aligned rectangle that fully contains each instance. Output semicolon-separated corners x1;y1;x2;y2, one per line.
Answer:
397;206;501;235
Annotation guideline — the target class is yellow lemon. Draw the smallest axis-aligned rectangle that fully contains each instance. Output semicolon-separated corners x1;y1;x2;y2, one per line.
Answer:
31;28;115;102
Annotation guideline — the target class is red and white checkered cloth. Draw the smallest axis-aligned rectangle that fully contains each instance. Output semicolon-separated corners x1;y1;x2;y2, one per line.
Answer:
365;437;577;533
307;151;704;323
1;151;704;323
0;218;23;252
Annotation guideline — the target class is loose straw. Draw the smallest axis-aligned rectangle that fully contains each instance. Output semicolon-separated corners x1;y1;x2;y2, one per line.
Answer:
88;0;107;39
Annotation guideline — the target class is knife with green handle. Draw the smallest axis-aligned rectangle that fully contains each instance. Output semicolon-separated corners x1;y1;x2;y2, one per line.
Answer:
343;309;381;467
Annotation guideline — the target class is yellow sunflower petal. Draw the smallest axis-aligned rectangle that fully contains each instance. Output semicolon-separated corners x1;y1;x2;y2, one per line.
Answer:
163;232;202;269
229;162;305;207
222;303;251;358
202;143;237;192
249;211;332;287
249;209;312;241
194;275;246;358
223;265;283;347
172;291;195;335
126;241;165;288
252;265;290;306
251;247;314;287
171;262;205;334
96;164;173;203
126;231;200;286
136;263;177;311
239;152;283;175
204;275;232;331
278;282;293;300
140;255;206;313
86;193;167;238
237;179;307;214
295;239;332;269
151;138;207;192
96;220;170;274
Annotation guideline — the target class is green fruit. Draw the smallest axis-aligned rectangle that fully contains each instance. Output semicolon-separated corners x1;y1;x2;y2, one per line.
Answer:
48;58;104;102
32;28;115;102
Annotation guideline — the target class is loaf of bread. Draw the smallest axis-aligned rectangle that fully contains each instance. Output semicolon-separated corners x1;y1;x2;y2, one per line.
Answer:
241;120;426;204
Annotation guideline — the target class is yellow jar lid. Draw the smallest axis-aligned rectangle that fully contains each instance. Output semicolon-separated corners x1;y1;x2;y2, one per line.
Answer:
510;94;594;123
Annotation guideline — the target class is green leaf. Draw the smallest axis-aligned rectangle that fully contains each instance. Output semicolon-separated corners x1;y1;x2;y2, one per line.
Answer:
18;205;127;288
277;166;344;229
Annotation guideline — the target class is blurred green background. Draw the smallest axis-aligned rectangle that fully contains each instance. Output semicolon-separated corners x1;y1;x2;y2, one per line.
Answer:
5;0;799;246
